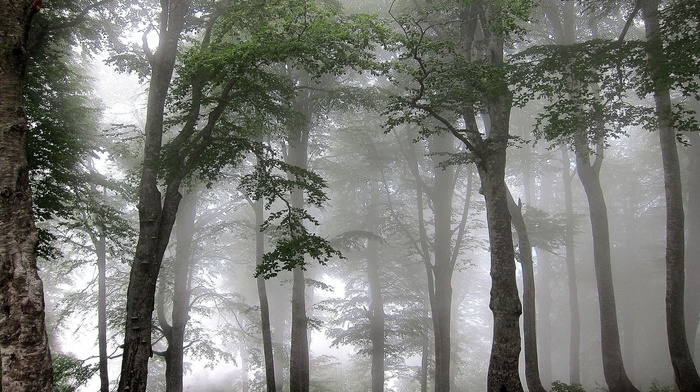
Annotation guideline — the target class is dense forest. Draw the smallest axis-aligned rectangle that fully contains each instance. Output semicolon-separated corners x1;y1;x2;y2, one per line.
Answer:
1;0;699;391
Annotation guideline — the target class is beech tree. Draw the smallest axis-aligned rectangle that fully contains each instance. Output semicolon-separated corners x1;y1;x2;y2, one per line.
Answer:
385;1;532;390
0;2;54;389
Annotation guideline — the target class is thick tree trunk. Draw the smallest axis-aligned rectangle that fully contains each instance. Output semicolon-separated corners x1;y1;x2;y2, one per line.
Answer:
574;133;639;392
641;2;700;389
506;189;546;392
684;132;700;358
561;148;581;385
477;20;523;391
254;196;277;391
0;2;53;390
118;1;192;390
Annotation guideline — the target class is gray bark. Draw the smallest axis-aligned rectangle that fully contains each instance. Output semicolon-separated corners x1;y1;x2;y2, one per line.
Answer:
288;99;311;392
0;1;53;390
561;148;581;385
506;189;546;392
684;131;700;359
118;1;192;389
641;1;700;389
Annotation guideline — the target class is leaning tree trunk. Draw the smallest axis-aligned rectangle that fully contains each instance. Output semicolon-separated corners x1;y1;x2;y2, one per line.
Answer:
574;131;639;392
118;0;192;390
641;1;700;389
0;2;53;391
506;188;546;392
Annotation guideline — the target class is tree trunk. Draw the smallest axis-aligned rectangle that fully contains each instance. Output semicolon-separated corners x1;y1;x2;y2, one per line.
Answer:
118;1;192;390
164;191;197;392
641;2;700;389
506;189;546;392
477;15;523;391
96;224;109;392
0;2;53;390
561;148;581;385
254;196;277;391
574;131;639;392
288;103;311;392
429;133;455;392
366;195;385;392
684;131;700;359
420;319;430;392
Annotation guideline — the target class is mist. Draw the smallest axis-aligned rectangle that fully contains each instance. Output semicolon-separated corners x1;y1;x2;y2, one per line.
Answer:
2;0;699;391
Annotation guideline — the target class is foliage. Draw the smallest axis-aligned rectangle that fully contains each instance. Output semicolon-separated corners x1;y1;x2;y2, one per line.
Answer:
52;354;98;392
509;40;652;146
240;143;342;278
551;380;587;392
648;379;675;392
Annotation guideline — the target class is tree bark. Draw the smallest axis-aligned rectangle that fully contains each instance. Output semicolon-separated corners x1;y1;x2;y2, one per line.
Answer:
641;1;700;390
684;131;700;359
574;130;639;392
0;1;53;390
118;1;192;390
506;188;546;392
96;224;109;392
429;133;455;392
254;196;277;391
366;182;386;392
163;191;197;392
477;9;523;390
561;148;581;385
288;102;311;392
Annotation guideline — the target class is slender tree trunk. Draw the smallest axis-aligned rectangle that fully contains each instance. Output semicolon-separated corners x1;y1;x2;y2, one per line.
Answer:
164;192;197;392
420;316;430;392
288;102;311;392
684;131;700;359
96;224;110;392
430;133;455;392
118;1;192;390
574;132;639;392
0;2;53;390
240;340;250;392
254;196;277;391
506;188;546;392
561;148;581;385
641;2;700;389
366;200;385;392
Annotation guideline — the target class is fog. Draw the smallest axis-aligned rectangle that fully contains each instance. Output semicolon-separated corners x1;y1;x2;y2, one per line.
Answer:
12;0;699;392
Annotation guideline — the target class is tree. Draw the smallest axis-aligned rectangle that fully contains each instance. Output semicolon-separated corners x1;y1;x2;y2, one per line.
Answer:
512;3;647;389
385;1;530;389
0;1;54;389
506;188;546;392
115;1;385;388
641;0;700;389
